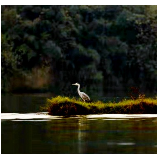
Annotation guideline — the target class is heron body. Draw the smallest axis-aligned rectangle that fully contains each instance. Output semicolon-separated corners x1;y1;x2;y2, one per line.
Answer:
72;83;90;102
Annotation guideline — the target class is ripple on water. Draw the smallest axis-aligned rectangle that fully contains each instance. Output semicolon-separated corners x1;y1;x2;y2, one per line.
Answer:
11;119;51;121
1;113;61;120
86;114;157;119
1;113;157;121
107;142;135;146
102;119;129;120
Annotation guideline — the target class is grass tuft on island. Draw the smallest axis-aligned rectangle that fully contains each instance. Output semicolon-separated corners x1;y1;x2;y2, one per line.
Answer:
43;96;157;115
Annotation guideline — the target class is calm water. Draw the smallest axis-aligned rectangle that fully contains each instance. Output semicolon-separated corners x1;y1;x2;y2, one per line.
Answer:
1;94;157;154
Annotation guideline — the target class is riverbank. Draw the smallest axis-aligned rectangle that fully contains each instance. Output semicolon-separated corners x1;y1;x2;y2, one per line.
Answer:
43;96;157;115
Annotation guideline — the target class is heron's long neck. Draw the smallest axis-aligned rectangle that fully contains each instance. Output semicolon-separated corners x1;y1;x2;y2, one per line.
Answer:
77;85;80;93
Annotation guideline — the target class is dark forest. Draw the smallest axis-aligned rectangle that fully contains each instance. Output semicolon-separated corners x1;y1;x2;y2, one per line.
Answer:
1;5;157;97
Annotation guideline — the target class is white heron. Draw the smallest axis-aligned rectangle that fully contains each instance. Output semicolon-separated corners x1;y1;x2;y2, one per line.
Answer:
72;83;91;102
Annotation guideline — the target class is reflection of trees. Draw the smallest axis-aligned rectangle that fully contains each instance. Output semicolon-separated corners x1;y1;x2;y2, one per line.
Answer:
1;94;48;113
2;117;157;154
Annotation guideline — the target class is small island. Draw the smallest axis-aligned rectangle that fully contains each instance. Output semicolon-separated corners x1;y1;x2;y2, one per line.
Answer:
43;96;157;116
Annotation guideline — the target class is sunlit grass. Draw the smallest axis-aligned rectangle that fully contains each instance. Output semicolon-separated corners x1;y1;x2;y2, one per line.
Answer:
43;96;157;115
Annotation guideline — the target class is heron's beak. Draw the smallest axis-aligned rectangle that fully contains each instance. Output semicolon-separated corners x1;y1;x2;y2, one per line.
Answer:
72;83;76;85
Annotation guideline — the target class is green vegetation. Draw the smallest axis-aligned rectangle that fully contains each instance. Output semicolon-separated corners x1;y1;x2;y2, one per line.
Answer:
1;6;157;95
44;96;157;115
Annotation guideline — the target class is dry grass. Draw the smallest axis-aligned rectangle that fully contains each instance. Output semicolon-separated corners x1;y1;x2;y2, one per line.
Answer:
43;96;157;116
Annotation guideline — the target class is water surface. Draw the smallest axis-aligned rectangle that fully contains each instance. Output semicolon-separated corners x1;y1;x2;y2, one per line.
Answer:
1;94;157;154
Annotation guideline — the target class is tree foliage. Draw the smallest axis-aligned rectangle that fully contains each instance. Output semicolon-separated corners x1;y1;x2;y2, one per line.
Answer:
1;5;157;95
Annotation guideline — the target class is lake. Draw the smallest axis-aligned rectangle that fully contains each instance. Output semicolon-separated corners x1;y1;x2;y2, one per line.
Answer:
1;94;157;154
